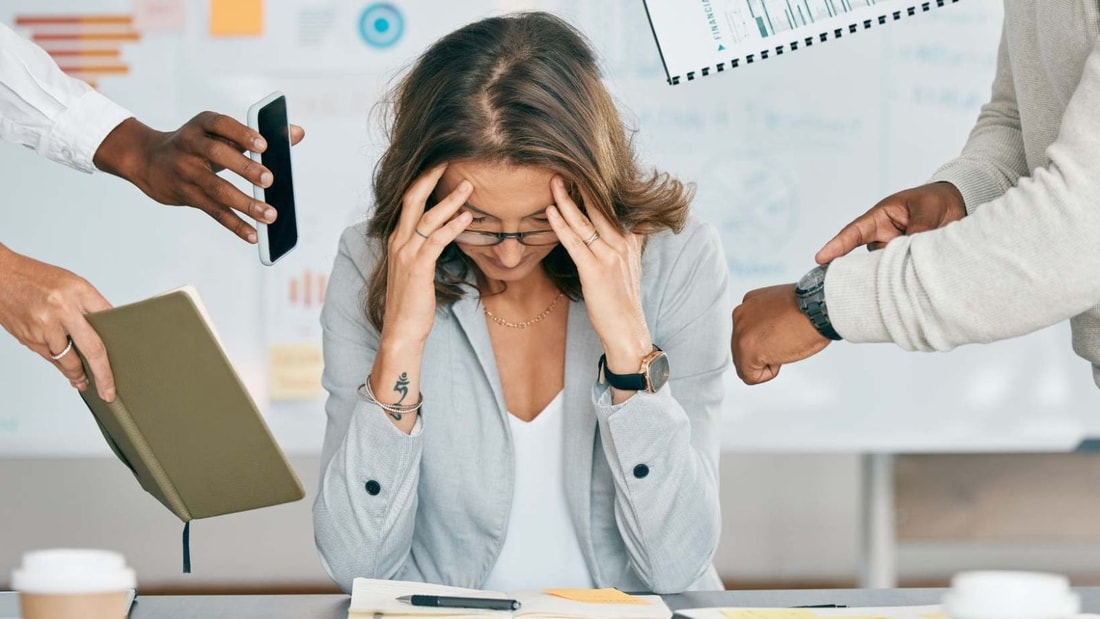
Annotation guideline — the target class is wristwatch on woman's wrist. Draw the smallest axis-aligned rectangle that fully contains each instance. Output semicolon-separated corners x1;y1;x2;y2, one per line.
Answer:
598;346;670;393
796;265;842;341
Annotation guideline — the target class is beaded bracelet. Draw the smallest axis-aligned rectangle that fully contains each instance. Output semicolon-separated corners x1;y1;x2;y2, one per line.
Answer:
357;374;423;417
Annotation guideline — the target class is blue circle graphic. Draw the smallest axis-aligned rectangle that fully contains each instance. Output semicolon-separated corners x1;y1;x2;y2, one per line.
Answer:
359;3;403;49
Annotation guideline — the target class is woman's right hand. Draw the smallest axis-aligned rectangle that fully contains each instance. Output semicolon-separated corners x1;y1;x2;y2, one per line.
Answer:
381;163;473;345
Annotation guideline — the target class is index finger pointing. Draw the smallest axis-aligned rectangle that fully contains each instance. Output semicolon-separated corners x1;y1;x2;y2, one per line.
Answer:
815;215;877;265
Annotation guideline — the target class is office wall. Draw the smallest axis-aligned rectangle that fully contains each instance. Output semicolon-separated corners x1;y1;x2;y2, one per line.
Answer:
0;455;865;590
7;454;1100;591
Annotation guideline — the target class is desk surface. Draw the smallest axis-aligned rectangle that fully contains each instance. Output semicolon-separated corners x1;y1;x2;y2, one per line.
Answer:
3;588;1100;618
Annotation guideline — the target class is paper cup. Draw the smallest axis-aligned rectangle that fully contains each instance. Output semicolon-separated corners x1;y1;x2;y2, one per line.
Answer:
944;570;1080;619
12;549;135;619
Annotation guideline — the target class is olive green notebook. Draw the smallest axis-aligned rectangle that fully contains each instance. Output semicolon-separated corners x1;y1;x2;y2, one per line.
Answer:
75;286;304;571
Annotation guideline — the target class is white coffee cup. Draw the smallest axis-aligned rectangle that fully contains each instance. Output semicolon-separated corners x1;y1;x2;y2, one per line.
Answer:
12;549;135;619
943;570;1080;619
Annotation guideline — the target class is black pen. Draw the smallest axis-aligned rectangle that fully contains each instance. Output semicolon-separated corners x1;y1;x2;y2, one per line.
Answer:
793;605;847;608
397;595;521;611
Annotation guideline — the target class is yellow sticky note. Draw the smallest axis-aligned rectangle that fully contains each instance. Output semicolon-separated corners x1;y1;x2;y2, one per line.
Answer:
543;589;647;604
209;0;262;36
269;343;323;400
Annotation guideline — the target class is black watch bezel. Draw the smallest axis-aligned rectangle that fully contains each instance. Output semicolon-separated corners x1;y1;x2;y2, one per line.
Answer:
796;266;842;341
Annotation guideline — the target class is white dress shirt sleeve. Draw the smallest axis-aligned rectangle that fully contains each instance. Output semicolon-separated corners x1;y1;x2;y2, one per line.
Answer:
0;21;132;173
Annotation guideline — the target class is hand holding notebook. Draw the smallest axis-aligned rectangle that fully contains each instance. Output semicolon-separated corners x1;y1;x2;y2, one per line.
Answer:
77;286;304;571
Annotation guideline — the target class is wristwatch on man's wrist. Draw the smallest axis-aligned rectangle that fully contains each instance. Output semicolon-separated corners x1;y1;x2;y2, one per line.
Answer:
795;265;842;341
599;346;670;393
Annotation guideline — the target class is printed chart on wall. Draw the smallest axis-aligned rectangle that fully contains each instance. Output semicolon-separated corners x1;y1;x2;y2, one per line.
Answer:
643;0;963;83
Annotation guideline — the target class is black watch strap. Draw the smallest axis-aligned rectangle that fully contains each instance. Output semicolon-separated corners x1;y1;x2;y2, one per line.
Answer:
796;265;843;341
802;298;842;341
598;354;649;391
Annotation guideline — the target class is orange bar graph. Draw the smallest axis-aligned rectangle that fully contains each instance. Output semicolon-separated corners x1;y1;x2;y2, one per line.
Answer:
44;49;121;57
15;15;131;26
57;65;129;75
286;271;328;310
34;32;141;42
15;13;138;86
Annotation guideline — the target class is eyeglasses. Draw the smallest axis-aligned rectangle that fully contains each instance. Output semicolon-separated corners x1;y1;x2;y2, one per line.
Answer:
454;229;559;247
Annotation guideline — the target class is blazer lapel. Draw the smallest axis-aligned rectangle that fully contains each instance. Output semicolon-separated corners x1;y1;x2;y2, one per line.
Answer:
450;293;507;418
562;299;603;576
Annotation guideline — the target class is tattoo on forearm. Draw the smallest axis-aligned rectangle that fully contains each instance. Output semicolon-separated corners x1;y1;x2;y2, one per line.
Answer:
393;372;410;404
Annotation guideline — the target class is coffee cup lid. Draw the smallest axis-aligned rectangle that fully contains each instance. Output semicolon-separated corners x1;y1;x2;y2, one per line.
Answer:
12;549;135;594
944;571;1080;619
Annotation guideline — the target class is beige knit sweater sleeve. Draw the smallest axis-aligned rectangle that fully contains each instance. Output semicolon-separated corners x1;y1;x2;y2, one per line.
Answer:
928;25;1030;215
824;34;1100;385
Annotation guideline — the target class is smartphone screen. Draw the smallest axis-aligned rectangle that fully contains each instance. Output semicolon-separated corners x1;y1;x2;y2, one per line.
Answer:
256;96;298;263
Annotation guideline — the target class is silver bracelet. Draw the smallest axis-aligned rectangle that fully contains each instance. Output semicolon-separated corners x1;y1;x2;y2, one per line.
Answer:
357;374;423;415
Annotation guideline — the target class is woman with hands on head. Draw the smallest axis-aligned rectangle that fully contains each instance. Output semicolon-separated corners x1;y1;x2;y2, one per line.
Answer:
314;12;730;594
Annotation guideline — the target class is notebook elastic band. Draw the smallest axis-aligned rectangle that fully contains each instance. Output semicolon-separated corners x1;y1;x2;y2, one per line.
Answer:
183;521;191;574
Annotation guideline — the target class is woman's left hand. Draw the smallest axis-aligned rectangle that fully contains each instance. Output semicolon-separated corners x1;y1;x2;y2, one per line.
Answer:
546;176;653;374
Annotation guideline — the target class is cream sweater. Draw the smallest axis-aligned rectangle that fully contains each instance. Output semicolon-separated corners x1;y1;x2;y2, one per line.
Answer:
826;0;1100;387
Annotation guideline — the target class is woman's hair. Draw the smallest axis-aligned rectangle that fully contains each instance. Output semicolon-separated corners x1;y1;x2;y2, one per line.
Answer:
365;11;693;331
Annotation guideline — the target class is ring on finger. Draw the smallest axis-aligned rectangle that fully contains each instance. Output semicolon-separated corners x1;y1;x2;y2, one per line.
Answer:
50;338;74;361
414;228;430;239
582;231;600;247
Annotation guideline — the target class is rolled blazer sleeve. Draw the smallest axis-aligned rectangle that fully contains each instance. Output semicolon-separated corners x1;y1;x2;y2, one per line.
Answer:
313;226;424;593
591;221;729;593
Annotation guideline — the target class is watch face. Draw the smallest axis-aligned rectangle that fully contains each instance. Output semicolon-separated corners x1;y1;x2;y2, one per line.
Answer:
646;353;671;392
797;265;827;295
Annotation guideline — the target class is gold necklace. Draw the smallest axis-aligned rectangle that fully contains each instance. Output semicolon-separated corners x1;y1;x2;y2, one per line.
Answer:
484;292;565;329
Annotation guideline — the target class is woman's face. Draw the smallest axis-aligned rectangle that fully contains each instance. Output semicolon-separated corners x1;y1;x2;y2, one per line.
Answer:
434;161;561;283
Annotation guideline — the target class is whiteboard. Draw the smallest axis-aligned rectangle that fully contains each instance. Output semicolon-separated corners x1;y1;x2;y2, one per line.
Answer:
1;0;1096;457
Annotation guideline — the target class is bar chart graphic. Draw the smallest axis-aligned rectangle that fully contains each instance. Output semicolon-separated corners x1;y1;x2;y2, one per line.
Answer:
645;0;953;83
14;14;139;89
286;270;328;309
737;0;882;41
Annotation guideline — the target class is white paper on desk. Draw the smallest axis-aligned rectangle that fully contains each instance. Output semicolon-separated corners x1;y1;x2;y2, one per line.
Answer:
677;605;943;619
350;578;513;617
350;578;670;619
678;607;1100;619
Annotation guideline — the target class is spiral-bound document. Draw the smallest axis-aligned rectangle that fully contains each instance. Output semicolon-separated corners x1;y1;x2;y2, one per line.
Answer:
643;0;961;84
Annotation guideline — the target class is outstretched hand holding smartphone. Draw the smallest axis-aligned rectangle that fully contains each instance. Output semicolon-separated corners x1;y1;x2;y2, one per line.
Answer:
248;92;300;265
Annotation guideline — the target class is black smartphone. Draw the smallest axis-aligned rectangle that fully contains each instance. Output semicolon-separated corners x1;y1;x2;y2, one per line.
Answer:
248;92;298;265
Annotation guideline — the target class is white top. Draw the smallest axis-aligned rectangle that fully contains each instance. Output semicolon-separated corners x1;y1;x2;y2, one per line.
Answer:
482;391;594;591
0;21;131;173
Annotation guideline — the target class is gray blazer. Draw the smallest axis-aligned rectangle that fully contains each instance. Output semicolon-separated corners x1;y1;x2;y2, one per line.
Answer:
314;214;730;594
